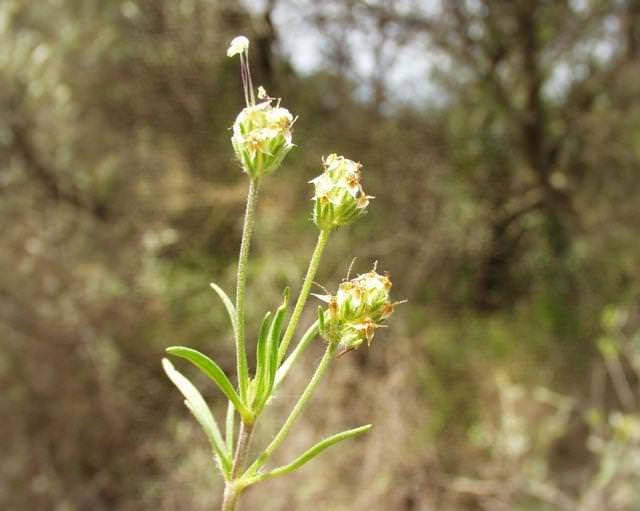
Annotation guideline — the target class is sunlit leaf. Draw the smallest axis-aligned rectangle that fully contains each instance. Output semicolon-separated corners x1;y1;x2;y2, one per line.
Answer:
166;346;251;421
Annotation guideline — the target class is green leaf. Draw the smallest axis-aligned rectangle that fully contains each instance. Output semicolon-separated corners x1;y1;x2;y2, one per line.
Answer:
166;346;252;422
252;311;273;409
258;425;372;481
267;289;289;390
162;358;230;474
254;289;290;411
209;282;237;338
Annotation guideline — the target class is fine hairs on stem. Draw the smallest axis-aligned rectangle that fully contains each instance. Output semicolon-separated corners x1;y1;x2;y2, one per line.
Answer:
234;178;259;402
162;35;402;511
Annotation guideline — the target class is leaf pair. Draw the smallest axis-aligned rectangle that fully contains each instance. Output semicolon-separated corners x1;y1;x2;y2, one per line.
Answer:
251;289;289;411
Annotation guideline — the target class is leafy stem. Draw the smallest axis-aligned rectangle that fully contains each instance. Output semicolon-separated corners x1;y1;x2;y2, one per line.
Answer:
236;178;260;403
278;229;330;364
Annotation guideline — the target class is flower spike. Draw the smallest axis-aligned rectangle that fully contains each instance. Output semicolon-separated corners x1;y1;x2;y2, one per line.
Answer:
227;36;295;178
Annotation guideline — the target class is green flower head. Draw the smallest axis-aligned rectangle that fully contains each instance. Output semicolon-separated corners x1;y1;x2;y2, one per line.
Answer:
310;154;374;231
314;264;403;350
231;94;295;179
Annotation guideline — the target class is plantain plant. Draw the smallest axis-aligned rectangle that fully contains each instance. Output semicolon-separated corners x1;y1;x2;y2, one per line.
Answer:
162;36;403;511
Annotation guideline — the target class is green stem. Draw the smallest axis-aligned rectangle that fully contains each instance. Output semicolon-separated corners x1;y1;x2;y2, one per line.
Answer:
278;229;330;364
245;342;337;476
274;320;319;389
236;178;260;402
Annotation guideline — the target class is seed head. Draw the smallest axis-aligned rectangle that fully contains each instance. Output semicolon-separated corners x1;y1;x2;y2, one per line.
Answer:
314;264;403;350
310;154;374;230
231;93;296;179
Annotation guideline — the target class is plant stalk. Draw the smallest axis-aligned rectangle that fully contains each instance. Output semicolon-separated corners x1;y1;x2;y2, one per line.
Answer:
235;178;260;401
221;484;241;511
231;422;254;479
278;229;330;363
221;421;254;511
246;342;337;476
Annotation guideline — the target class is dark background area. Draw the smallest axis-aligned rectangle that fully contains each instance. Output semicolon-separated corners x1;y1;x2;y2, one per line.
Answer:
1;1;640;509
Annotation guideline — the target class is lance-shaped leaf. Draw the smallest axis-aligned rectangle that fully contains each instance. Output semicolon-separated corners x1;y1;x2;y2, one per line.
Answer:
162;358;231;475
255;424;372;482
252;311;273;410
254;289;289;410
210;282;237;338
166;346;252;422
266;288;289;391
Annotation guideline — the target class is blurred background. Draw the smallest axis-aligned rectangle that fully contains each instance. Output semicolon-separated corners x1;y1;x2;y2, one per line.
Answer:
1;0;640;509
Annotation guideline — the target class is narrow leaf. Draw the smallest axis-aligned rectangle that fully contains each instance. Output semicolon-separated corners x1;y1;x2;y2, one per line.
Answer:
166;346;251;421
253;311;273;409
162;358;230;474
225;400;235;455
267;290;289;391
209;282;237;338
261;425;372;481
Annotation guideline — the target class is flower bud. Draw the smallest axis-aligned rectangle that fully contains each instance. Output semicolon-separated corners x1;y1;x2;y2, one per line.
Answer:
231;94;295;179
314;265;403;350
310;154;374;231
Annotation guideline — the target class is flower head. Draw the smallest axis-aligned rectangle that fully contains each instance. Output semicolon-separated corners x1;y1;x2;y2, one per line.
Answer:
315;264;403;350
231;92;296;179
310;154;374;230
227;35;295;178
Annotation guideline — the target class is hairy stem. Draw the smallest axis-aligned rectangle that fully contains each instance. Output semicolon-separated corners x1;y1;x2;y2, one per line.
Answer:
278;229;330;363
246;342;337;476
231;422;254;479
221;484;241;511
221;422;254;511
236;179;259;401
